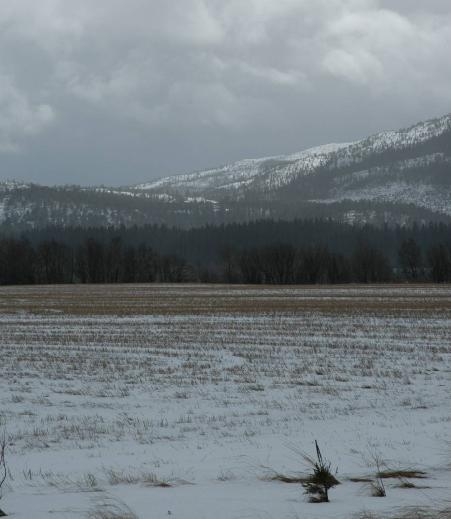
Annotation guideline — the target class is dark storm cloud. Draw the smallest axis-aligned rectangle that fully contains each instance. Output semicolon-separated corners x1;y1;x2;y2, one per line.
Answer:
0;0;450;185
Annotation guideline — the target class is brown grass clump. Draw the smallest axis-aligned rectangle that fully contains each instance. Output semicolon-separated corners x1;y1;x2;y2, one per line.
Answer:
142;472;172;488
266;473;309;484
376;470;427;480
393;508;451;519
370;479;386;497
90;512;137;519
104;468;172;488
356;507;451;519
89;502;138;519
396;481;417;489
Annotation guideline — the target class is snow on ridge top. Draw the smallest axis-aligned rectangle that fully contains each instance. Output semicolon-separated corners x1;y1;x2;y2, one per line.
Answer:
362;113;451;151
134;113;451;193
218;141;354;165
283;142;354;161
135;141;354;191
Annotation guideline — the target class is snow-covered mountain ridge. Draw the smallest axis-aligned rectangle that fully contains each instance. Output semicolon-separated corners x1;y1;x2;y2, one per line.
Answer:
133;114;451;197
0;112;450;229
135;142;354;194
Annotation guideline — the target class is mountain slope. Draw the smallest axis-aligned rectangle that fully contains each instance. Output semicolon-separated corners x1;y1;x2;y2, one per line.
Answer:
136;142;354;195
0;113;450;229
134;114;451;212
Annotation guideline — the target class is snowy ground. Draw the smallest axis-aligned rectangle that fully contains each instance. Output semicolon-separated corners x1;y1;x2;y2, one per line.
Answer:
0;284;450;519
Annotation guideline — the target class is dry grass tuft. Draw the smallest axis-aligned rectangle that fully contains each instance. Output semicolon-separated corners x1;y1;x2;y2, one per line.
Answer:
349;477;375;483
89;502;138;519
356;508;451;519
376;470;427;479
395;481;420;489
90;512;137;519
370;479;386;497
104;468;172;488
142;472;172;488
394;508;451;519
265;472;309;484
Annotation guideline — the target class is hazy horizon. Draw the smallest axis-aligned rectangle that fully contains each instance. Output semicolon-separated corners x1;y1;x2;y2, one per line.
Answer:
0;1;450;187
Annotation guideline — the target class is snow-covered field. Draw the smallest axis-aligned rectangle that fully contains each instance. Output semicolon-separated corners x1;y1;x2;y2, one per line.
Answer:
1;285;450;519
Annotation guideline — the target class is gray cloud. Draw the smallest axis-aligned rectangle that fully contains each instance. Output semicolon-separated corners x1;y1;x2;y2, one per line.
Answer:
0;0;450;185
0;73;54;152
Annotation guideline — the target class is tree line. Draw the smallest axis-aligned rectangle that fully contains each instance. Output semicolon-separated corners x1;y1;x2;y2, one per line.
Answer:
0;220;450;285
0;238;191;285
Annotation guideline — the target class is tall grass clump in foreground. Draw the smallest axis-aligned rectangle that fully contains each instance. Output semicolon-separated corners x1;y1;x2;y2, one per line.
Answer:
302;441;340;503
0;432;7;516
368;451;386;497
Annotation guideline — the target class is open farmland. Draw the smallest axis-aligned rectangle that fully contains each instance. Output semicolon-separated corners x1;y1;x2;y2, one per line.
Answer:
1;284;451;519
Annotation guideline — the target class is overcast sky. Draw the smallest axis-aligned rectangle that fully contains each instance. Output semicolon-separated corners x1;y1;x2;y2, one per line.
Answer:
0;0;450;186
